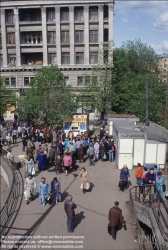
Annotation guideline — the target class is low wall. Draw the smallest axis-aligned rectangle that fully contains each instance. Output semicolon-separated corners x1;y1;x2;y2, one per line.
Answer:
0;158;14;189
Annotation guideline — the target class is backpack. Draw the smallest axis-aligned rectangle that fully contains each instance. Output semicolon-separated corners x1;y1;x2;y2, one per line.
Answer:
112;145;115;151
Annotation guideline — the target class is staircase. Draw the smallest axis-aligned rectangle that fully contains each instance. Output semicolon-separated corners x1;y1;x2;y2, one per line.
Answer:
129;185;168;250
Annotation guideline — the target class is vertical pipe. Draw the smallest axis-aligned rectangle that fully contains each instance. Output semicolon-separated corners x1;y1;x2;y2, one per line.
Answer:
146;78;149;126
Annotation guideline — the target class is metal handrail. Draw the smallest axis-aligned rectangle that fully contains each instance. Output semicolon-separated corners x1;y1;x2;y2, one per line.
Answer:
130;184;168;246
0;150;24;238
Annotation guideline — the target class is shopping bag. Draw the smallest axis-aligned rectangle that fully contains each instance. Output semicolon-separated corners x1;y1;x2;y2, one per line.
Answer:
103;154;107;160
162;184;166;192
24;190;27;197
32;167;36;175
58;192;62;202
107;224;111;235
80;183;83;189
165;191;168;200
86;183;90;190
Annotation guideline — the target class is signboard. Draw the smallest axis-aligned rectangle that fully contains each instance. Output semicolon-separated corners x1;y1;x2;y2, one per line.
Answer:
72;115;87;122
63;122;70;130
79;122;86;130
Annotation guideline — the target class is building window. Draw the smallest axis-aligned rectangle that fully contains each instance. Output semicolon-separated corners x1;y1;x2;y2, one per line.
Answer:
64;77;70;85
24;77;30;86
22;53;43;65
0;56;3;66
11;78;16;86
76;52;84;64
92;76;97;85
90;52;98;64
47;32;56;44
48;53;57;65
85;76;90;85
75;7;83;21
20;9;41;22
6;11;14;23
89;30;98;43
0;33;2;46
77;76;83;86
61;31;69;43
89;7;98;21
22;33;42;44
6;78;10;85
47;9;55;21
104;50;108;63
7;33;15;44
61;8;69;21
62;52;70;64
75;30;84;43
8;55;16;65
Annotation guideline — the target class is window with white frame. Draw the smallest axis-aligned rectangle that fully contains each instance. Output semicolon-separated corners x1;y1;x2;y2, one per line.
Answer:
75;30;84;43
90;52;98;64
48;53;57;65
24;77;34;86
77;76;83;86
64;77;70;85
76;52;84;64
6;11;14;23
62;52;70;64
47;9;55;21
61;8;69;21
61;31;69;43
11;78;16;86
75;7;83;21
5;78;10;85
7;33;15;44
47;31;56;44
89;7;98;21
89;30;98;42
85;76;90;85
8;55;16;65
22;33;42;44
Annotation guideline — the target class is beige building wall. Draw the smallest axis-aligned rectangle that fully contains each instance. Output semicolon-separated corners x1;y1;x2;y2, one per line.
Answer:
0;0;115;95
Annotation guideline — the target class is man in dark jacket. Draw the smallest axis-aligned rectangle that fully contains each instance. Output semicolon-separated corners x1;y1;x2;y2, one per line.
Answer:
108;201;124;241
64;195;77;232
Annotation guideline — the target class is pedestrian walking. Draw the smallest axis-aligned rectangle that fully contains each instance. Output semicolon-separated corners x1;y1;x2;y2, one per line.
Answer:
55;154;63;174
49;145;55;167
154;171;165;199
38;149;46;171
108;201;124;241
6;133;12;147
50;177;61;204
87;144;95;166
22;134;28;152
108;140;114;162
78;144;84;163
26;142;34;160
24;174;36;205
79;167;89;194
7;148;14;162
38;177;50;206
25;157;35;177
99;141;105;161
119;164;130;191
94;141;100;161
135;163;143;186
63;152;72;176
12;128;17;144
64;195;77;233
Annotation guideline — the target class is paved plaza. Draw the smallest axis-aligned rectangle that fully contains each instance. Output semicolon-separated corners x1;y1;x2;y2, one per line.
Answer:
1;141;139;250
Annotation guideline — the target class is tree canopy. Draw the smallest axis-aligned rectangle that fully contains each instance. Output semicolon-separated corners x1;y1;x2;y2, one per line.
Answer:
16;65;78;125
0;77;16;118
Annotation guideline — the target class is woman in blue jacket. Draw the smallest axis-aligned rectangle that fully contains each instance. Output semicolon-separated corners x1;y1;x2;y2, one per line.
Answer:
155;171;165;199
120;164;130;191
38;177;50;206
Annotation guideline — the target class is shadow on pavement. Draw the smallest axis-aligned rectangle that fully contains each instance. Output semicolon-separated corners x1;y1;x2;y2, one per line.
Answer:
10;173;78;250
74;211;85;230
87;183;94;192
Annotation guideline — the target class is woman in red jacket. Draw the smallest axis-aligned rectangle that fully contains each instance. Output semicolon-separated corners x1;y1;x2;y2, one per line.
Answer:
63;152;72;176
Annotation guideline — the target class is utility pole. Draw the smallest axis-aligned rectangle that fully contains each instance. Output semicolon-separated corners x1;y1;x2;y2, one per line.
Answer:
146;77;149;126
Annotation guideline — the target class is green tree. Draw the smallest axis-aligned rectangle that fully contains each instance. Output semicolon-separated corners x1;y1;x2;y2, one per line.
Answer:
0;77;16;118
112;40;165;123
82;41;114;119
17;65;78;125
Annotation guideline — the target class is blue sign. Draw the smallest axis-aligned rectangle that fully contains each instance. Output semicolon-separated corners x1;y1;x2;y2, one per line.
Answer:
63;122;70;130
79;122;86;130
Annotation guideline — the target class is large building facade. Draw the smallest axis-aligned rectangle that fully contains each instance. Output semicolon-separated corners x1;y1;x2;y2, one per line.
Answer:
0;0;114;94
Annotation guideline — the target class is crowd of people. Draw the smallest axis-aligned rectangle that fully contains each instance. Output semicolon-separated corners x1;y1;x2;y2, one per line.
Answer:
1;119;167;238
